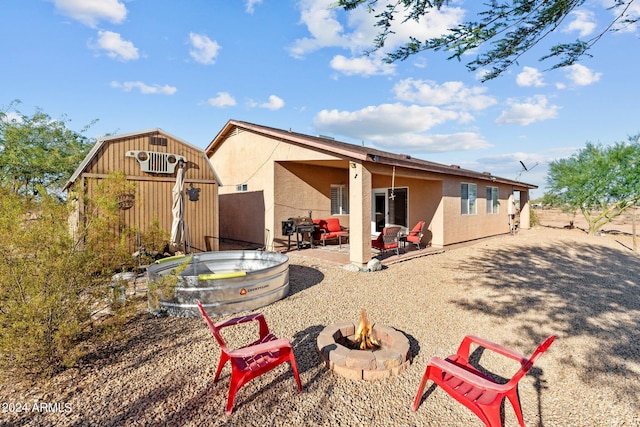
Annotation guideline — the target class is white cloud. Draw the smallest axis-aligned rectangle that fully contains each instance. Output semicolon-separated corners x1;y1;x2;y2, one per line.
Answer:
1;111;22;123
111;81;177;95
348;3;464;53
478;152;545;168
289;0;465;59
562;10;597;37
314;103;460;138
314;103;490;153
245;0;263;14
54;0;127;28
288;0;349;58
91;30;139;61
472;71;488;84
372;132;491;153
495;95;559;126
392;78;497;111
260;95;285;110
189;33;221;65
565;64;602;86
516;66;545;87
207;92;236;107
615;0;640;32
330;54;395;76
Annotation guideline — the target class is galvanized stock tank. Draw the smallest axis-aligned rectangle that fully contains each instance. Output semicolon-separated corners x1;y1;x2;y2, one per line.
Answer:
147;251;289;317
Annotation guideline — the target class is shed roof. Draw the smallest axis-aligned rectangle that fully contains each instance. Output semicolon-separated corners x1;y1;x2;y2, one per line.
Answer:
64;128;219;190
205;120;537;189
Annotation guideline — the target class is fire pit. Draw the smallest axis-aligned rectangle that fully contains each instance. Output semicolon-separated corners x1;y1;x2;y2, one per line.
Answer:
316;309;411;381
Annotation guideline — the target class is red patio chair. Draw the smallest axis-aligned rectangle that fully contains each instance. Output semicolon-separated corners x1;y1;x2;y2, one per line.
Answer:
412;334;556;427
313;217;349;247
372;226;401;256
196;300;302;415
405;220;425;249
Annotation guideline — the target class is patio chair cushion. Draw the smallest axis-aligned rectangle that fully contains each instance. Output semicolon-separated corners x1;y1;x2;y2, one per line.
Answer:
313;218;348;242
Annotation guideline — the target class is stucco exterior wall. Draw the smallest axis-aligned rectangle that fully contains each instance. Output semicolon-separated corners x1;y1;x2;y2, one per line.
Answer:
218;191;265;246
207;123;535;258
208;129;345;249
442;178;514;245
370;174;443;247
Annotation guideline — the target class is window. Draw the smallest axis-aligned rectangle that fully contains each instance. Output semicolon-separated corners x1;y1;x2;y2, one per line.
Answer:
486;186;499;214
461;183;477;215
331;185;349;215
236;183;248;192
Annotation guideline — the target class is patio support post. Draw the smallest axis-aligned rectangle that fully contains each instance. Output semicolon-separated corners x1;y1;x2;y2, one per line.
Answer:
519;190;530;230
349;161;372;266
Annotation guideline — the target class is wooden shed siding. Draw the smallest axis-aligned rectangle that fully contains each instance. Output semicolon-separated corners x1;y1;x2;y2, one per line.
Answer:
71;130;219;253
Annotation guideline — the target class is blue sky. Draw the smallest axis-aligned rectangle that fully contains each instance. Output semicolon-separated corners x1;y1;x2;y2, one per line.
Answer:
1;0;639;198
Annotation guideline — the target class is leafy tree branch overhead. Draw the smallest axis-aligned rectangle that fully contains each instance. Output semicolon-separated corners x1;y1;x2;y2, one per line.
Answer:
335;0;638;81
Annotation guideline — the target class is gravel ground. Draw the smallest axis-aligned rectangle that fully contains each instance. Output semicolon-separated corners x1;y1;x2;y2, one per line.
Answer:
1;227;639;426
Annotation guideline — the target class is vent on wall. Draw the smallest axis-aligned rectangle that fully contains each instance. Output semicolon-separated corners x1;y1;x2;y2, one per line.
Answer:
149;136;168;146
125;150;186;174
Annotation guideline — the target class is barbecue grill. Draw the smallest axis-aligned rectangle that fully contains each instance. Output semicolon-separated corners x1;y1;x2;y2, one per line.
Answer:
281;216;316;250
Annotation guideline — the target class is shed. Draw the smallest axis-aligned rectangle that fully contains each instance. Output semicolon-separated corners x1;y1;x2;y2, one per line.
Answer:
64;129;219;253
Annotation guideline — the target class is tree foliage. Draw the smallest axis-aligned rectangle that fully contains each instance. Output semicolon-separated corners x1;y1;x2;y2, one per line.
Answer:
0;172;139;376
545;135;640;234
0;100;95;196
336;0;638;81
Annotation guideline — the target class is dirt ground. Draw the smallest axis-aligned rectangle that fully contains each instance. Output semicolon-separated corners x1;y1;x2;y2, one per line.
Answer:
534;206;640;236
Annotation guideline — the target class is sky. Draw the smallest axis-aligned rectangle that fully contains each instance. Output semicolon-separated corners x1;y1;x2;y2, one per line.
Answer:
1;0;639;198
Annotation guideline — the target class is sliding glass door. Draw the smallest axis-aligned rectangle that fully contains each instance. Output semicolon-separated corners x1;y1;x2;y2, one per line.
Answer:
372;188;408;233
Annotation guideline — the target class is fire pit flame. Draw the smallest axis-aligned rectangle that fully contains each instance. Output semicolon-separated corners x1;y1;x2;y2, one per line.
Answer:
354;308;380;350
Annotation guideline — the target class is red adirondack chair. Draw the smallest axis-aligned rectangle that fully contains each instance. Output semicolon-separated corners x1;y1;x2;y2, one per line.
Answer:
412;334;556;427
196;300;302;415
405;220;425;249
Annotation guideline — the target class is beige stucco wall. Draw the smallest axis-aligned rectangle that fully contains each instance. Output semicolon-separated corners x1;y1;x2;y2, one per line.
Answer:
209;126;533;257
370;174;443;248
218;191;265;246
442;178;515;245
208;130;346;250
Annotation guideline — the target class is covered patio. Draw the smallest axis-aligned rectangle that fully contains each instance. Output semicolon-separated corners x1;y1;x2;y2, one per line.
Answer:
208;120;536;267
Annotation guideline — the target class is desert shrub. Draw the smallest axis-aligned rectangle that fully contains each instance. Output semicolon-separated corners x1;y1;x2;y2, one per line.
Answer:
0;173;140;376
136;215;170;265
81;171;139;271
147;255;192;315
0;189;104;374
529;206;541;227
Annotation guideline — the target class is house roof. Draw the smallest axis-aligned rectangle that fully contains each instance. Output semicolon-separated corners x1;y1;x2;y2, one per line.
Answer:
64;128;219;191
205;120;537;189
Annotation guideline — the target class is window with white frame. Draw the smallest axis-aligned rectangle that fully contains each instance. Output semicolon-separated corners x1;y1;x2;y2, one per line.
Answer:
331;185;349;215
461;183;477;215
236;183;248;192
486;186;499;214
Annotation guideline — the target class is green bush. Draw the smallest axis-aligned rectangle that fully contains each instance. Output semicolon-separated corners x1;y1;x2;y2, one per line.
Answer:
0;173;143;376
81;171;139;271
529;206;541;227
0;189;102;374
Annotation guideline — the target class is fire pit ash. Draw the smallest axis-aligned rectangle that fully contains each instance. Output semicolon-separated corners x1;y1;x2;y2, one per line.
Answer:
317;309;411;381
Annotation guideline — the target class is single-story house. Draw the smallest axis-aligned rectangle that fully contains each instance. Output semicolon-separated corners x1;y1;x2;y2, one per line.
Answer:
64;129;220;254
206;120;536;267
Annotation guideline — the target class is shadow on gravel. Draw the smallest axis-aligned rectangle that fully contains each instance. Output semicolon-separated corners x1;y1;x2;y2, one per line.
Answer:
292;324;330;396
452;237;640;412
288;265;325;296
